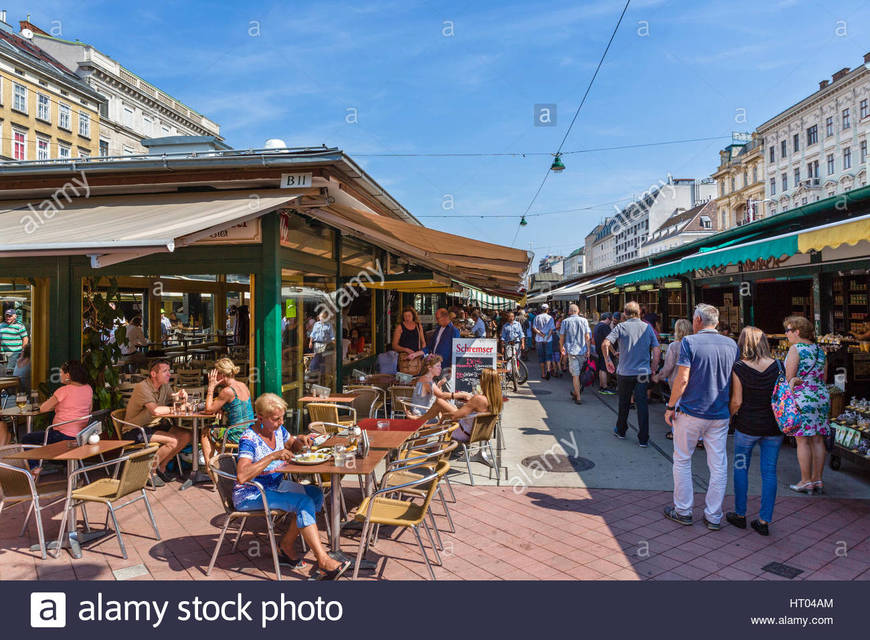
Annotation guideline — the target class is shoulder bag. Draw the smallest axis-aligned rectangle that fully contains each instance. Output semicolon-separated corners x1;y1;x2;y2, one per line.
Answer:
771;358;803;436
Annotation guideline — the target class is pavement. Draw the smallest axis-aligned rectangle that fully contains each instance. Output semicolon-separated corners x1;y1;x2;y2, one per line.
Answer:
1;355;869;581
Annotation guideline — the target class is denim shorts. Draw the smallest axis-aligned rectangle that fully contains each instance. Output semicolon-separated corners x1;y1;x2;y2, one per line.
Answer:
536;340;553;361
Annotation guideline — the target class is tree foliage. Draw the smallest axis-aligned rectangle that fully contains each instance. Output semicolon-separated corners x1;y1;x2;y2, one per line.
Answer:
81;278;127;410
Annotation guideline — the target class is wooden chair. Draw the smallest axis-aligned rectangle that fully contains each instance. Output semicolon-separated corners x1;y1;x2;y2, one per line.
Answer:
206;454;287;580
0;444;68;559
176;368;203;387
307;403;356;427
53;445;161;559
456;412;499;486
389;385;415;418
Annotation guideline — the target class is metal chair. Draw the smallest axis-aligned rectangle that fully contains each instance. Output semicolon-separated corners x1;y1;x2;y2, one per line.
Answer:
206;453;287;580
343;386;382;420
456;412;499;486
52;445;161;559
110;409;179;489
389;385;415;418
344;384;386;418
0;444;68;559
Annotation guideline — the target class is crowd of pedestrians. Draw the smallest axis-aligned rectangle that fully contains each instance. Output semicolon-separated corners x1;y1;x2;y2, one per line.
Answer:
520;299;831;538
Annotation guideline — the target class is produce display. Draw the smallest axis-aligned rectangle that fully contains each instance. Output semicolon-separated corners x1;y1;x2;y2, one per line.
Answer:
831;396;870;458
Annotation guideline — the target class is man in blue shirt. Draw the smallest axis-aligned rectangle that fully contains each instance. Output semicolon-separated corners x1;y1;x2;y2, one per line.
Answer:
532;304;556;380
602;301;660;446
471;309;487;338
410;307;460;373
559;304;592;404
663;303;740;530
500;310;525;382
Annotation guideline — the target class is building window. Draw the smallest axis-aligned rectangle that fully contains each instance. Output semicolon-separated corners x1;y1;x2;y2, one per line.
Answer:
769;146;775;162
78;111;90;138
57;143;70;159
802;197;808;205
730;176;735;192
843;108;851;129
808;160;819;179
161;124;170;136
700;216;712;229
781;172;788;191
743;170;748;187
793;133;799;152
12;83;27;113
123;105;134;127
122;145;135;155
770;205;776;215
781;139;787;158
752;166;758;183
78;150;89;160
143;115;152;136
13;129;25;160
794;167;800;185
862;140;868;164
827;153;835;175
862;99;869;119
770;177;776;195
37;93;50;121
844;146;852;169
806;125;818;146
826;116;834;137
36;137;49;160
58;102;71;130
99;140;109;156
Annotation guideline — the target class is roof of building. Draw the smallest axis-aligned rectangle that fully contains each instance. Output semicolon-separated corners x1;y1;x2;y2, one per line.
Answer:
567;247;585;258
0;27;103;100
644;200;715;246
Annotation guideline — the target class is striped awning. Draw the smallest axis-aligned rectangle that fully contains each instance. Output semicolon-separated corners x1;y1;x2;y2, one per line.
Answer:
459;286;517;310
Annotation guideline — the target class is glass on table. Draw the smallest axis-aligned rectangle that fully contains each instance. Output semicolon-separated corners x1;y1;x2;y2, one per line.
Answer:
376;420;389;430
15;392;27;411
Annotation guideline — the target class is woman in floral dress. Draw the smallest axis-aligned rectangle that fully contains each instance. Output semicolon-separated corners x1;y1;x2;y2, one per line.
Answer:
783;315;829;494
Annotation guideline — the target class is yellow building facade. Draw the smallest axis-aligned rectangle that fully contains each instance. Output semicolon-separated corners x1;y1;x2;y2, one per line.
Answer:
712;134;765;230
0;43;102;161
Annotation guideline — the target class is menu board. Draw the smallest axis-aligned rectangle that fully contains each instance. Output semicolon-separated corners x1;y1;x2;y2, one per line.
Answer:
450;338;498;394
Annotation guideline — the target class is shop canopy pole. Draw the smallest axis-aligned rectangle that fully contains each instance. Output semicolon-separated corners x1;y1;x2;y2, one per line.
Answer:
256;211;283;396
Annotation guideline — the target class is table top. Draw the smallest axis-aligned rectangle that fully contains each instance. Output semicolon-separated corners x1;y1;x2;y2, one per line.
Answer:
4;439;134;461
164;411;214;419
298;395;356;403
0;406;50;417
277;429;412;475
358;417;424;432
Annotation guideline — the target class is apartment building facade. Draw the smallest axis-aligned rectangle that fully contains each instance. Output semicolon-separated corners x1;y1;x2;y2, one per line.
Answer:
712;132;765;230
26;21;221;156
758;53;870;215
592;218;617;271
0;16;104;161
561;247;585;279
641;200;717;256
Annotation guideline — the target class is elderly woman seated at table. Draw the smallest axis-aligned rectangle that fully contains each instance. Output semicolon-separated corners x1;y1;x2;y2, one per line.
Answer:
235;393;350;580
200;357;254;462
406;354;452;416
419;367;503;441
20;360;94;472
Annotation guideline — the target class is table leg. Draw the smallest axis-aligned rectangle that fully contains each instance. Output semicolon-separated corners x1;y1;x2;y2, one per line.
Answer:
26;415;32;434
180;418;211;490
326;472;376;570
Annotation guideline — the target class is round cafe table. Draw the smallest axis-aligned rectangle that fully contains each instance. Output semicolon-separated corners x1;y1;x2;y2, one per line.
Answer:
357;417;423;431
164;410;217;490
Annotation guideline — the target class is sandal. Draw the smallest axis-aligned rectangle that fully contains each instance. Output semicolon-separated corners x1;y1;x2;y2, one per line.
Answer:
696;441;704;449
278;550;306;569
665;431;673;440
310;559;351;581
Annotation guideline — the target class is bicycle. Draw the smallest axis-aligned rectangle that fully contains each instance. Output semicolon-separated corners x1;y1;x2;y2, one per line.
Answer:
503;341;528;391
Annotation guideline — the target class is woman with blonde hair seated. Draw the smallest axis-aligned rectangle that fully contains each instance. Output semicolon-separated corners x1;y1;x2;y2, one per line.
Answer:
419;367;503;442
201;357;254;462
234;393;350;579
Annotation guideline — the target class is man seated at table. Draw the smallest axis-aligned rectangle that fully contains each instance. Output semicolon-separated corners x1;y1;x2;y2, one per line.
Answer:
124;359;190;484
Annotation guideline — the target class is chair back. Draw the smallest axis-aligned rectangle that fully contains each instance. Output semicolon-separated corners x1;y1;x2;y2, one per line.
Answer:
119;383;136;402
308;421;344;435
114;445;159;499
110;408;126;439
307;402;340;424
469;412;499;444
0;444;33;499
210;453;238;514
75;420;103;446
389;385;414;413
176;369;203;386
345;387;380;419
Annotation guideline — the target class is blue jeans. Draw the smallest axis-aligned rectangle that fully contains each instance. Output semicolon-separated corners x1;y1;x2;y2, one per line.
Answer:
733;431;783;523
234;481;324;529
616;374;649;444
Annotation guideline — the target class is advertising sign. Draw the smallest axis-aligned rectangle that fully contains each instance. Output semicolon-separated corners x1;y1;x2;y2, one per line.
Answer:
450;338;498;394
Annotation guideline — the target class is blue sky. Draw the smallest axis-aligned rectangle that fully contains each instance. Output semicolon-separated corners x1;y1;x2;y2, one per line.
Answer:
9;0;870;266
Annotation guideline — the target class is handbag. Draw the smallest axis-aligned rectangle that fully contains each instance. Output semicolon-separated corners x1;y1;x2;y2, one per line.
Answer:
398;323;426;375
771;359;803;436
580;357;596;387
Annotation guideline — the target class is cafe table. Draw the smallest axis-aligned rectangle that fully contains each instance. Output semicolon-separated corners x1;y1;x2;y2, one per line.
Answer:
0;405;52;436
164;410;217;490
276;429;413;567
4;439;133;558
357;417;423;432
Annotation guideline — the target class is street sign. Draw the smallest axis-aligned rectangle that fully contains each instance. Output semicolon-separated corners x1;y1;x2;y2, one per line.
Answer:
450;337;498;394
280;172;313;188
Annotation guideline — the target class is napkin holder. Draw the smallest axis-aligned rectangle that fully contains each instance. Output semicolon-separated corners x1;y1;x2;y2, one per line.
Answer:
357;429;370;458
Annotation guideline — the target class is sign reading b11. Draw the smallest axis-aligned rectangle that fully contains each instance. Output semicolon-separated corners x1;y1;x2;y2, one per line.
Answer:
281;172;313;188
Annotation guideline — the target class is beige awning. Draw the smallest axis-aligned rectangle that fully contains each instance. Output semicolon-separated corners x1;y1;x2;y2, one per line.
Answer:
0;189;302;267
308;204;531;295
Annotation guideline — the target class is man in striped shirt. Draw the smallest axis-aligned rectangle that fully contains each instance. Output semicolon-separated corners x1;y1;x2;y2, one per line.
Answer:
1;308;28;376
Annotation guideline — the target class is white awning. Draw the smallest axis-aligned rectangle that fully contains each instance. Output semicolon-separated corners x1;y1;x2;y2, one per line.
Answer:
0;189;302;267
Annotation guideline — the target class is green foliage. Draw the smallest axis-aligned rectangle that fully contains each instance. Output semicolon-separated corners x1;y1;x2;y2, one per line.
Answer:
81;278;127;410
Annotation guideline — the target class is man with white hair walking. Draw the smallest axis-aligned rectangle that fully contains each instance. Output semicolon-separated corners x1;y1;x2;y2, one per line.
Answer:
532;303;555;380
560;304;592;404
663;303;740;530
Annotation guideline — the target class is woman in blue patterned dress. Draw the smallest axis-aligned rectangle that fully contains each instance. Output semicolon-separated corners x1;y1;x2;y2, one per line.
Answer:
234;393;350;580
783;315;830;494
